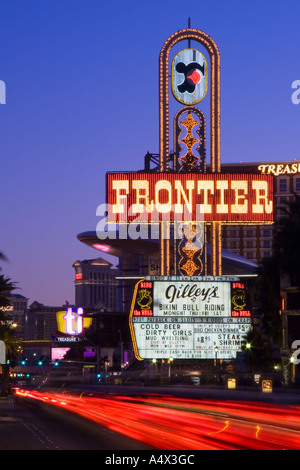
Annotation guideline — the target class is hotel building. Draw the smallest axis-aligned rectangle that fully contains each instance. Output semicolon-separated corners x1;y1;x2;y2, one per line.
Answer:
220;160;300;265
72;257;120;312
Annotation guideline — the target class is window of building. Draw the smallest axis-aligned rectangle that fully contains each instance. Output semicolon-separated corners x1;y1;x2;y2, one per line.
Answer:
279;178;287;193
243;229;256;238
295;177;300;193
226;229;239;238
277;208;287;216
278;196;288;205
261;250;272;258
261;228;271;237
227;241;237;249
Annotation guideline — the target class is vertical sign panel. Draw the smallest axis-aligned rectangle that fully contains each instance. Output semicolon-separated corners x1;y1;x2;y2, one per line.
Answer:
172;49;208;105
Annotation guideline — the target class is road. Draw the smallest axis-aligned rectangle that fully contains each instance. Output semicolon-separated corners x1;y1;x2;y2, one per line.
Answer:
0;394;152;450
12;386;300;450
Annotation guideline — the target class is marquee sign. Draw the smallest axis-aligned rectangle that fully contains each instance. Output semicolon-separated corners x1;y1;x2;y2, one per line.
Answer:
171;49;208;105
107;173;273;223
129;277;252;360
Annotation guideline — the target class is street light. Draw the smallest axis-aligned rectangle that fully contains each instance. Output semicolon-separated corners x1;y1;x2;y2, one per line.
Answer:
152;358;158;378
245;342;251;384
290;355;296;383
214;346;219;383
168;356;173;379
214;346;218;364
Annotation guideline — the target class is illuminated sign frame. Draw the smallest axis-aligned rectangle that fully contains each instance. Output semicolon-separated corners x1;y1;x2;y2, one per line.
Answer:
107;172;273;224
171;48;208;105
129;277;252;360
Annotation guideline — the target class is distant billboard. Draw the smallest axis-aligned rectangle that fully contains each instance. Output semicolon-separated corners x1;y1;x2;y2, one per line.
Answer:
129;277;252;360
56;308;92;335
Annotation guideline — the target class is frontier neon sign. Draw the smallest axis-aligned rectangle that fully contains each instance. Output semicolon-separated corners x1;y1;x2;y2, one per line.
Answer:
106;173;273;223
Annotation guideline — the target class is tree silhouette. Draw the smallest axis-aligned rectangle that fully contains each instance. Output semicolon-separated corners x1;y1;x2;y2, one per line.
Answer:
0;254;20;395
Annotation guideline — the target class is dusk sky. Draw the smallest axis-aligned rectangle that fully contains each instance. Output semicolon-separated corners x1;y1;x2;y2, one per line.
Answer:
0;0;299;306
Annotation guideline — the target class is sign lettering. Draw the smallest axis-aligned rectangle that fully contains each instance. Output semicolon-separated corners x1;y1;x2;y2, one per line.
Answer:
107;173;273;223
258;162;300;176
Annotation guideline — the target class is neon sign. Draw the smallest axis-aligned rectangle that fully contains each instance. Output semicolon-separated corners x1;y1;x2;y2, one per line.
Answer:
258;162;300;176
56;307;92;335
63;307;83;335
107;173;273;223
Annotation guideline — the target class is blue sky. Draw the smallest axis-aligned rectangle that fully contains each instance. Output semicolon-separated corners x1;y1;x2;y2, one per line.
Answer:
0;0;299;306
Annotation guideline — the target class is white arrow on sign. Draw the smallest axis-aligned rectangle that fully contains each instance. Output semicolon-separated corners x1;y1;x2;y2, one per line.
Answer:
0;341;6;365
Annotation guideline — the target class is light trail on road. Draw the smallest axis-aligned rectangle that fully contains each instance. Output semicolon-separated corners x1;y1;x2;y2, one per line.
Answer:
15;389;300;450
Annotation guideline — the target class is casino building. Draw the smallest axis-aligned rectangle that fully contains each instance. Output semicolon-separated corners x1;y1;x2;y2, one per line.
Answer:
72;258;120;312
220;159;300;265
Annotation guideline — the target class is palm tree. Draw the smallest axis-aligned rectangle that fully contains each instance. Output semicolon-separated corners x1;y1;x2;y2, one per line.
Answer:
0;257;20;395
0;325;20;396
0;275;16;318
0;252;7;265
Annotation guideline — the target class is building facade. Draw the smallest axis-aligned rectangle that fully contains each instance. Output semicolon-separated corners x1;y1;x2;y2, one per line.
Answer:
73;257;120;312
221;160;300;264
5;293;28;339
28;301;71;341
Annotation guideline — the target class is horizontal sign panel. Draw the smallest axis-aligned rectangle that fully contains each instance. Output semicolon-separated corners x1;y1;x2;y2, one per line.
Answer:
258;162;300;176
106;173;273;223
129;277;252;360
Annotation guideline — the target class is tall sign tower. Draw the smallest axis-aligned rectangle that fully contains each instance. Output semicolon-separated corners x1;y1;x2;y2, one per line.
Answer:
106;25;273;361
158;26;221;277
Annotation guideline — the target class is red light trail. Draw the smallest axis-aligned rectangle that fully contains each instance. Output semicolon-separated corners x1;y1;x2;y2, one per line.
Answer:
15;389;300;450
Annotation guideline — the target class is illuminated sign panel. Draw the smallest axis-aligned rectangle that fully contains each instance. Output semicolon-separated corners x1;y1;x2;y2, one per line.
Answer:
106;173;273;223
129;277;252;360
258;162;300;176
56;308;92;335
171;49;208;105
